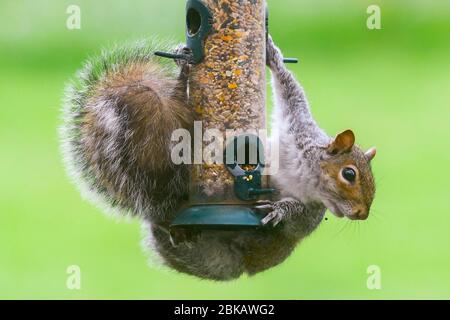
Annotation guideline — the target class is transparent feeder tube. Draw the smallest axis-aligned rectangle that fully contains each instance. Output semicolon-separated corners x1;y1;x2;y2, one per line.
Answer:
188;0;267;204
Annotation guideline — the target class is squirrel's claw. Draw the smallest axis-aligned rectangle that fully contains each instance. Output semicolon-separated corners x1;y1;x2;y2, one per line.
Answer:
255;202;284;227
255;199;272;205
173;44;193;67
261;209;284;226
254;202;273;214
170;229;201;248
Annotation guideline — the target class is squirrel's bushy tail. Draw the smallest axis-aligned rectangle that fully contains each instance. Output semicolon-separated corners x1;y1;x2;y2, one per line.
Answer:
60;39;192;222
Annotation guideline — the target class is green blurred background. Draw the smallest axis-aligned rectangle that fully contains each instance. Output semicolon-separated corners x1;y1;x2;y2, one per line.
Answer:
0;0;449;299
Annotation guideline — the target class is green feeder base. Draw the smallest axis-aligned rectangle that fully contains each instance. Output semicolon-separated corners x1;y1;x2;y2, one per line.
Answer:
170;205;264;231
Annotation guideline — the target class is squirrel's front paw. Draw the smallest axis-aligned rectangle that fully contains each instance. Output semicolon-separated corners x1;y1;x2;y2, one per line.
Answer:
255;201;285;226
173;44;193;68
266;35;283;68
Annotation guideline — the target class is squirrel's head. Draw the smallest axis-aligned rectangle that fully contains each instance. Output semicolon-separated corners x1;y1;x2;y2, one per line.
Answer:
318;130;376;220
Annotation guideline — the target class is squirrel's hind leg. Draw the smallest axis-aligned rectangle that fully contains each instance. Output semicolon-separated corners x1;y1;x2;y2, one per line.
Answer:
144;222;246;281
63;56;193;223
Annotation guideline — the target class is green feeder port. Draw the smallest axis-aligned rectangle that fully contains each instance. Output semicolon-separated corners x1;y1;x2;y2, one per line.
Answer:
170;134;275;235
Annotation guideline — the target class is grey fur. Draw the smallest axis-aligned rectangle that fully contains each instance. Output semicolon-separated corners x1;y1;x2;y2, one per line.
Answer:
265;36;375;221
60;39;192;223
61;37;375;281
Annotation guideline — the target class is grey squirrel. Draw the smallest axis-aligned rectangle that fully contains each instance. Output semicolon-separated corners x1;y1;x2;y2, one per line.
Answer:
61;37;376;281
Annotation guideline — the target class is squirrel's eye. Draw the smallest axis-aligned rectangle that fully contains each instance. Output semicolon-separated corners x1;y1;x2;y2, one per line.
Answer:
342;167;356;182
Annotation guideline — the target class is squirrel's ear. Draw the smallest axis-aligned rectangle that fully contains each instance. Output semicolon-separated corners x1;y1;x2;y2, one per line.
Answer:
327;130;355;155
365;147;377;162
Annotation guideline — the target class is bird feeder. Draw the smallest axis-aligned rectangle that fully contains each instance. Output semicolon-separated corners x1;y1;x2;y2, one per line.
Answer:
158;0;277;238
176;0;275;234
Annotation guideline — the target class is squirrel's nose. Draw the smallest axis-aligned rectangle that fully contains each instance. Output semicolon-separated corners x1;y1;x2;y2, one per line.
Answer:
350;209;368;220
357;212;368;220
